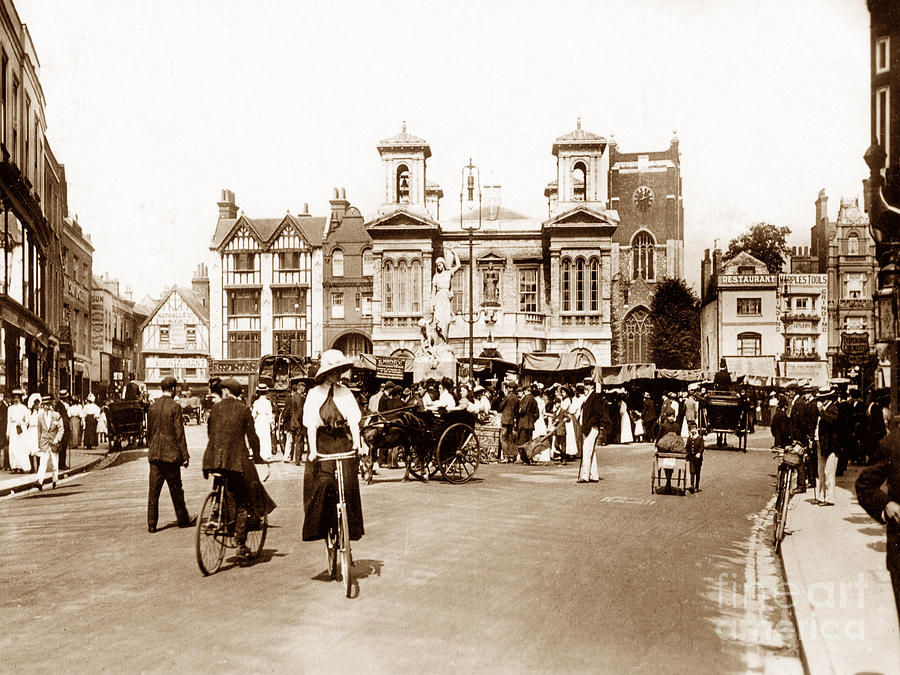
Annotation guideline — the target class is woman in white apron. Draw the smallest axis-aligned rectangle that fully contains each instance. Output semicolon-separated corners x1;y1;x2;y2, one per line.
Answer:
6;390;31;472
251;384;275;461
619;398;634;444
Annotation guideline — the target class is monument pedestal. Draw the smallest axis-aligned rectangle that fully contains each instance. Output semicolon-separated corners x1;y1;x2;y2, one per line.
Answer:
413;350;457;383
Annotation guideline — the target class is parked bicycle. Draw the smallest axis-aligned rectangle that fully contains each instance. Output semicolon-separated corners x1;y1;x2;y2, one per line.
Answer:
195;472;268;575
772;442;806;552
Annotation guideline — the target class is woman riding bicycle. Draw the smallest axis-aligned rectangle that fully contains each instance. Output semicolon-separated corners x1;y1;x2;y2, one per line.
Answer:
302;349;365;543
202;377;277;565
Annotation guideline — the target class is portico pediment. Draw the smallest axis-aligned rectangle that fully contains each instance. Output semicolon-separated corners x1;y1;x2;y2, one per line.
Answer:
366;208;441;240
475;252;507;267
543;205;619;237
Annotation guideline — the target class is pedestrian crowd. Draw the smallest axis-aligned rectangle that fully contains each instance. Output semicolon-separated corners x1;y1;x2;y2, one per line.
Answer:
1;387;110;489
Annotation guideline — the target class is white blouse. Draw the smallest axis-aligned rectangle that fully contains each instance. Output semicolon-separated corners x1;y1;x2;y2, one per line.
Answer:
303;383;362;454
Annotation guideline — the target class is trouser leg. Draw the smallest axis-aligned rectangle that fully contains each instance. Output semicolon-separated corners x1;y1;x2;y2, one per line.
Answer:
228;476;251;547
36;452;49;484
163;462;190;524
579;428;599;481
823;452;837;503
49;451;59;484
147;462;165;528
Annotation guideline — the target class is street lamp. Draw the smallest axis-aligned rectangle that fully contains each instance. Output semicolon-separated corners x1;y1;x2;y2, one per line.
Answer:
460;159;481;383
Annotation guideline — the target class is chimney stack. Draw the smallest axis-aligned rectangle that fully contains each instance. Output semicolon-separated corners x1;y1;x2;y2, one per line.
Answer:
701;248;711;303
330;187;349;223
192;262;210;308
712;247;723;276
299;202;309;216
816;189;828;226
217;189;238;220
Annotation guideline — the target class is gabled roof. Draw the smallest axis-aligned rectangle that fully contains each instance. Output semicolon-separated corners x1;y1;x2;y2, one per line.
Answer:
721;250;769;274
543;204;619;228
366;207;441;230
210;213;325;250
139;286;210;333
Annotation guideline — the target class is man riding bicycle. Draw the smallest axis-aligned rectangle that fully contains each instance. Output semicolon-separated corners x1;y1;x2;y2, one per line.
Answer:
202;377;277;564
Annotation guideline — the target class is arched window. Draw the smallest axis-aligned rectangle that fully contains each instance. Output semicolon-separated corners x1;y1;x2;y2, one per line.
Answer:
332;249;344;277
361;248;375;276
847;231;860;255
575;258;585;311
737;331;762;356
561;258;571;312
396;164;410;203
572;161;587;201
383;261;394;314
411;260;422;313
398;260;409;313
632;231;655;281
624;308;651;363
589;257;600;312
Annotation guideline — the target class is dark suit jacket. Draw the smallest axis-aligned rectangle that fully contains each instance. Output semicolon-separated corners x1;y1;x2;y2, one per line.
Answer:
202;397;261;473
857;428;900;571
54;399;70;444
817;399;840;456
581;392;605;432
517;394;538;431
147;395;188;464
499;392;519;426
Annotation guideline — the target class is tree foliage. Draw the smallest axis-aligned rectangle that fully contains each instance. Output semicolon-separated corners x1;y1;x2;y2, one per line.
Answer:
723;222;792;273
649;278;700;370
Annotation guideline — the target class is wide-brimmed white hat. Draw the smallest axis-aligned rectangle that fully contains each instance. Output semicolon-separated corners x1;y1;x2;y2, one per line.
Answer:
315;349;353;381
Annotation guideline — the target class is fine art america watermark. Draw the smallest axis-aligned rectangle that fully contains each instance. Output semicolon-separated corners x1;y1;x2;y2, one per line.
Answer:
714;572;868;643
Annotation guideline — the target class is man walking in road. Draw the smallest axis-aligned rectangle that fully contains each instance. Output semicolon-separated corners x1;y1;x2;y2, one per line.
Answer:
146;376;193;533
516;385;539;463
35;395;65;490
578;380;604;484
498;381;519;462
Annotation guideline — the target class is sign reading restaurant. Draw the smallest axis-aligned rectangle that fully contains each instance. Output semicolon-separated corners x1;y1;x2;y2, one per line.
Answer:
717;274;777;286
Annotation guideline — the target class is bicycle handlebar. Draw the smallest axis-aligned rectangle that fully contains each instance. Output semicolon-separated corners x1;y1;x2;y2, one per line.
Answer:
313;451;359;461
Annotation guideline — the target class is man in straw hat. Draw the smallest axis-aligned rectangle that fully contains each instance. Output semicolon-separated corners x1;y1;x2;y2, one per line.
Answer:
815;385;839;506
35;395;65;490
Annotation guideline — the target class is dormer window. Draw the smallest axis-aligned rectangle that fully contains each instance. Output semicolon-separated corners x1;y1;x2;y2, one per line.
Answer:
397;165;410;203
572;161;586;201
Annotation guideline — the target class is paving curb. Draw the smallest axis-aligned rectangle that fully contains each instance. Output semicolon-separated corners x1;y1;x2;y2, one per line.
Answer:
778;535;823;675
0;448;146;498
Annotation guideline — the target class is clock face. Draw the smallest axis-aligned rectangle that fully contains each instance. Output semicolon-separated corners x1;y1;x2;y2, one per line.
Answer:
633;186;654;211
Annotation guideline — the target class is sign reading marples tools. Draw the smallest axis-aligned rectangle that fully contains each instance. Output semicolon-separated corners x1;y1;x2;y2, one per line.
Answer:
146;357;207;370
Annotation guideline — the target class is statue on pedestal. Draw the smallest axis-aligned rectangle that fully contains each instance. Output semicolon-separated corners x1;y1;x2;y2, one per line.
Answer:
416;249;461;371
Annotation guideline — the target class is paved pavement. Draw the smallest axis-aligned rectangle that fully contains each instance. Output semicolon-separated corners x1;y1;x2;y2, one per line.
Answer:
0;427;805;673
779;463;900;675
0;445;111;496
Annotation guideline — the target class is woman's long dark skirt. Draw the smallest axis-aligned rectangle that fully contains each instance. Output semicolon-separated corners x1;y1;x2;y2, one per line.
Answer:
302;453;364;541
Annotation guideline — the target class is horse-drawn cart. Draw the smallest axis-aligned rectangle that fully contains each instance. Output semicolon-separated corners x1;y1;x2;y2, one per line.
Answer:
702;391;749;451
106;400;147;451
362;407;481;483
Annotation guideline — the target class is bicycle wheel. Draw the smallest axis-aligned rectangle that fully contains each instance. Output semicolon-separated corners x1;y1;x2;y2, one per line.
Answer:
246;513;268;558
325;526;338;579
773;469;788;551
196;491;226;576
339;504;352;598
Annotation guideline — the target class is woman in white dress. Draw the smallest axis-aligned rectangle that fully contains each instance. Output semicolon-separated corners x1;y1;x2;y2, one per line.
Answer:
6;389;31;472
619;398;634;444
26;393;42;468
251;384;275;461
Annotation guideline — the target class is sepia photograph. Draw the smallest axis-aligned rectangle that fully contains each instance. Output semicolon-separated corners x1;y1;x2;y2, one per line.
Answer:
0;1;896;673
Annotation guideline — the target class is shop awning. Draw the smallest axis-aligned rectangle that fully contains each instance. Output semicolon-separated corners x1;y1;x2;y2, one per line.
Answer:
724;356;777;378
655;368;712;382
354;353;414;373
522;352;594;372
600;363;656;385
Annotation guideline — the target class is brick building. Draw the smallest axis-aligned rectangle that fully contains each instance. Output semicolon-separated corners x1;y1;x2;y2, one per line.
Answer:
60;215;93;397
322;188;373;357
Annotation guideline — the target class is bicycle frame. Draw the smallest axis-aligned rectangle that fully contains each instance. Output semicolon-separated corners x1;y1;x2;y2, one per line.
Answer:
316;451;357;597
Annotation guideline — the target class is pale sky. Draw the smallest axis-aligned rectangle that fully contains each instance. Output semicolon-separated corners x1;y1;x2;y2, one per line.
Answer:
17;0;870;301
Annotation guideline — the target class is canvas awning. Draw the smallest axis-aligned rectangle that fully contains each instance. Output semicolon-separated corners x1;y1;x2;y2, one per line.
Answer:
600;363;656;385
354;353;414;373
724;356;777;378
655;368;712;382
522;352;594;372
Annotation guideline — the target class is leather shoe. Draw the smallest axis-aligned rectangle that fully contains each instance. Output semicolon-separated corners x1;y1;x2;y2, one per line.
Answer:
576;479;588;484
148;525;157;533
36;482;42;491
178;515;197;528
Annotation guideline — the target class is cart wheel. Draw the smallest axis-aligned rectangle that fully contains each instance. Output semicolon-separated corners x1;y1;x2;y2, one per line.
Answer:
196;491;226;576
246;513;268;558
404;448;437;481
437;423;480;484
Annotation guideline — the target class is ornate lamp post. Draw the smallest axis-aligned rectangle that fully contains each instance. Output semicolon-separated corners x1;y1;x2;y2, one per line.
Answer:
459;159;482;383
